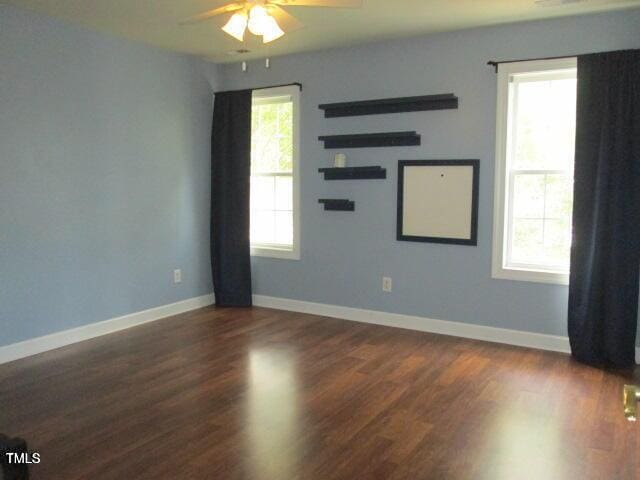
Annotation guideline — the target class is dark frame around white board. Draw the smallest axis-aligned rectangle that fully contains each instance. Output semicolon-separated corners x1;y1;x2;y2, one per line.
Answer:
397;160;479;246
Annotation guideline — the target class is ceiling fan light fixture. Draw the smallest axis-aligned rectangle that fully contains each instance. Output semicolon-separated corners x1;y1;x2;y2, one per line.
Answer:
262;16;285;43
186;0;363;47
247;4;270;35
222;12;248;41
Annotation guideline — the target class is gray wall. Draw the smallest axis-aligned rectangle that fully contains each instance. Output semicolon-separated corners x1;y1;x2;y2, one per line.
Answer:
210;9;640;338
0;6;216;346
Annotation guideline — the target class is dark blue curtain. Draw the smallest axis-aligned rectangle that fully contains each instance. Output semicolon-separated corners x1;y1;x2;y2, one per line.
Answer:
568;50;640;368
210;90;253;307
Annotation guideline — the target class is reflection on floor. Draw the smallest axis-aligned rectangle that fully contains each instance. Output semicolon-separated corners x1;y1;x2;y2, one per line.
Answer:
1;305;638;479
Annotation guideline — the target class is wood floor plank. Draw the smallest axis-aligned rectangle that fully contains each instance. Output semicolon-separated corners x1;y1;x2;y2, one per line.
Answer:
1;305;638;479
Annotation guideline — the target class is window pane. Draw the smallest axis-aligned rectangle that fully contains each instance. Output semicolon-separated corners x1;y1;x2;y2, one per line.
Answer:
511;219;544;265
275;176;292;211
259;104;278;137
509;174;574;267
251;103;280;173
544;174;573;219
279;136;293;172
512;174;545;219
250;176;275;211
278;103;292;137
251;101;293;175
508;175;573;267
275;211;293;245
278;103;293;172
543;218;571;267
251;210;275;245
512;77;576;171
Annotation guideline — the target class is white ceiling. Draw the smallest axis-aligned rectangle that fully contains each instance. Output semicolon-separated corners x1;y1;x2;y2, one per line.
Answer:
5;0;640;62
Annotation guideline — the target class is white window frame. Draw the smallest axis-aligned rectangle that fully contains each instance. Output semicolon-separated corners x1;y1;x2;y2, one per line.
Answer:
492;58;577;285
250;85;301;260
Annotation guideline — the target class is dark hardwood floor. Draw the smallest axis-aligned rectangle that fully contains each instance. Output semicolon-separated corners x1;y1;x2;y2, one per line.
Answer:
1;306;638;479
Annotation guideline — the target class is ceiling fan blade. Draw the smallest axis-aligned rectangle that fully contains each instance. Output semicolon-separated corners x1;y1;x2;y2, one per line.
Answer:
266;5;305;32
180;3;245;25
268;0;362;7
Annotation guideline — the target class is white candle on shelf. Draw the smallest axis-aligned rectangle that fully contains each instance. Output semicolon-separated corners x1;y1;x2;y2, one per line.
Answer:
334;153;346;168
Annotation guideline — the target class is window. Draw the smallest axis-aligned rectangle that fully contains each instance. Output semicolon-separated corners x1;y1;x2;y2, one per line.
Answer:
250;86;300;260
492;58;577;284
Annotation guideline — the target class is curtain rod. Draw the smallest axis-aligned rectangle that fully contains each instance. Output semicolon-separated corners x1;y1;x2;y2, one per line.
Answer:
488;49;639;72
215;82;302;94
487;55;575;72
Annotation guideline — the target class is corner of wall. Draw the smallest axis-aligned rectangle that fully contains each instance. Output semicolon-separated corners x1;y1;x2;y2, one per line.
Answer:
198;58;221;93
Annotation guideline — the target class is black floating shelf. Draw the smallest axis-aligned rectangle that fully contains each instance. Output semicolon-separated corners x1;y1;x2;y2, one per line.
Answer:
318;199;355;211
318;94;458;118
318;166;387;180
318;131;420;149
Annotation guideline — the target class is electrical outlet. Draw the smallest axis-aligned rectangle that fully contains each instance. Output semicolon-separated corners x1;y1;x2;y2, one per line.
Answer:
382;276;392;292
173;269;182;284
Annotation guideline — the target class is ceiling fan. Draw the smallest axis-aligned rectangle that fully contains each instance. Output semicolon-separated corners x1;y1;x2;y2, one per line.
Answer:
181;0;363;44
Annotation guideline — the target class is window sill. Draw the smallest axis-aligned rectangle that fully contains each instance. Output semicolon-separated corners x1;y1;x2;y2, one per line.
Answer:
251;246;300;260
492;266;569;285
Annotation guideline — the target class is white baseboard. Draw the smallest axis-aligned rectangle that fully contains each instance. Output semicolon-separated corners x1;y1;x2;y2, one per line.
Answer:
253;295;571;353
2;292;637;365
0;294;214;365
254;295;640;364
